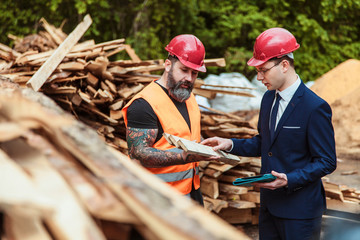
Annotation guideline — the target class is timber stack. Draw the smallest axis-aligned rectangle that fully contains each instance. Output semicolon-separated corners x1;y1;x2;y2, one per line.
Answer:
0;15;257;155
0;14;256;239
0;78;250;240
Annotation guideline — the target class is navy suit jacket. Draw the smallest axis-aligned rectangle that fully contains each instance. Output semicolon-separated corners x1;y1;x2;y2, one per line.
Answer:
230;81;336;219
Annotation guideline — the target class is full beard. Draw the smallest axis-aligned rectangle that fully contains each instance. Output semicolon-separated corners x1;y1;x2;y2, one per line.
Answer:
166;67;193;102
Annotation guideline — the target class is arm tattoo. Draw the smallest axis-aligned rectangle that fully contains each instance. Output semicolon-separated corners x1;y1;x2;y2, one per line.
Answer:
126;127;193;167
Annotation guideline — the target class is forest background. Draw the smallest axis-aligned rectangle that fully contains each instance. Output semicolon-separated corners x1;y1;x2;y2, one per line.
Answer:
1;0;359;82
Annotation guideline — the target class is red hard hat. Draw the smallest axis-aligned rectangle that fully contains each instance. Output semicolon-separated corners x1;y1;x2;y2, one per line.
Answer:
165;34;206;72
247;28;300;67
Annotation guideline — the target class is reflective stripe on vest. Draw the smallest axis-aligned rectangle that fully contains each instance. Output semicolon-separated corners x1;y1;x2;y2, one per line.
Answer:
156;166;199;182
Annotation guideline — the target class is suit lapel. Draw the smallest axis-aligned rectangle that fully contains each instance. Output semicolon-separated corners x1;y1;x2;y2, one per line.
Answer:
271;82;306;144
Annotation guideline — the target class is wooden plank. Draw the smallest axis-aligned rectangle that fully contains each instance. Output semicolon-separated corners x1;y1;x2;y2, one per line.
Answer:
0;150;55;216
163;133;242;166
324;181;344;201
250;158;261;167
86;72;99;88
124;44;141;62
192;88;217;99
118;87;133;99
104;79;117;93
203;197;228;213
109;100;124;111
0;43;21;58
40;17;65;45
200;176;219;199
195;87;255;98
248;166;261;175
4;212;52;240
110;109;123;120
198;104;245;121
326;198;360;214
203;168;223;178
227;200;256;209
200;83;255;90
204;58;226;67
226;169;255;178
80;105;118;124
58;61;84;71
218;174;239;183
325;189;344;201
24;132;139;224
219;183;248;195
240;192;260;204
207;162;234;172
0;138;106;240
218;208;253;224
252;208;260;225
27;14;92;91
117;65;165;74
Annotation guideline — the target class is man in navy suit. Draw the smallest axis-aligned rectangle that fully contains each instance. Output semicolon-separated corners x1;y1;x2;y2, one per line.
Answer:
202;28;336;240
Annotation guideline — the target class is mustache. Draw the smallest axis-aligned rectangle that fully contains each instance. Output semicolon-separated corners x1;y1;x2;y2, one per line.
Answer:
177;80;193;88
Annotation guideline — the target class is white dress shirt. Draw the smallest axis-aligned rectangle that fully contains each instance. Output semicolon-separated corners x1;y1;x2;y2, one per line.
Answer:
271;75;301;130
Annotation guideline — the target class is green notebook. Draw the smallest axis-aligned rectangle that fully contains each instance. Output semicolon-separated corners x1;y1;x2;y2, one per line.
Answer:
233;174;277;187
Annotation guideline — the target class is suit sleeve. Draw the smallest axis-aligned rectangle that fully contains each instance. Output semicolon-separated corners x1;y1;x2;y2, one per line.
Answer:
229;94;266;157
230;105;262;157
230;135;262;157
286;101;337;191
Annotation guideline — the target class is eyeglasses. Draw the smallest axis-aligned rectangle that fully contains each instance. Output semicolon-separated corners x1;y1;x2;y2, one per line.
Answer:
256;61;282;75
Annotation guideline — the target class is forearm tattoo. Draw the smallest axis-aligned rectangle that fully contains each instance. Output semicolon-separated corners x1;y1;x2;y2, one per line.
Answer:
126;127;196;167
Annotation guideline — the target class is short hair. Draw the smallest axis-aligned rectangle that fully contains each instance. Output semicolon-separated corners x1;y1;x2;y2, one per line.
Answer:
269;55;294;67
167;54;179;64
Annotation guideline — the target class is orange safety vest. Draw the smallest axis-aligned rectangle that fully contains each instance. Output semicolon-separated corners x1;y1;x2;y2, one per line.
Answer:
122;81;201;194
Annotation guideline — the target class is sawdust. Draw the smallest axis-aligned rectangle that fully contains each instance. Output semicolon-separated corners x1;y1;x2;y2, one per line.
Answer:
310;59;360;105
331;86;360;159
310;59;360;159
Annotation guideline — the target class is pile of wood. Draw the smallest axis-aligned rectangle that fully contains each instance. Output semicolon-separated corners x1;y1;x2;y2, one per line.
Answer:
0;79;250;240
323;179;360;215
199;158;360;223
200;106;258;140
0;15;257;155
198;157;262;224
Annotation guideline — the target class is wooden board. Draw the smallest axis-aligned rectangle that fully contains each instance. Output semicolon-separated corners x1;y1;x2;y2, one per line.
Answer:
218;208;253;224
27;14;92;91
4;212;52;240
163;133;242;166
326;198;360;214
0;138;106;240
200;176;219;199
227;200;256;209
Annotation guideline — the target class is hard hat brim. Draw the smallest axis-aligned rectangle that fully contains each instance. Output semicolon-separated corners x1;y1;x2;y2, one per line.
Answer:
178;57;207;72
247;57;267;67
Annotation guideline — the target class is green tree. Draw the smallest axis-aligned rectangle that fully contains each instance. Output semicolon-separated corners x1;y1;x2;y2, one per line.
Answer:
0;0;359;82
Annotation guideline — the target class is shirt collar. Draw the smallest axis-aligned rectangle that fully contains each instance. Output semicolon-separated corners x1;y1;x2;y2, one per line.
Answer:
276;75;301;102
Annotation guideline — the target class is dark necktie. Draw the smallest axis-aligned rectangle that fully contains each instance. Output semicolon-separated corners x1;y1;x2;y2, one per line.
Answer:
270;93;281;141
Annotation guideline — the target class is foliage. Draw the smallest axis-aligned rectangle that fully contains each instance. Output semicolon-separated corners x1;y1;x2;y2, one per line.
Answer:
0;0;359;82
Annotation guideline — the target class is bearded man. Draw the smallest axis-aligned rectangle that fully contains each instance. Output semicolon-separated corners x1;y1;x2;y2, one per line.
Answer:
122;34;210;205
